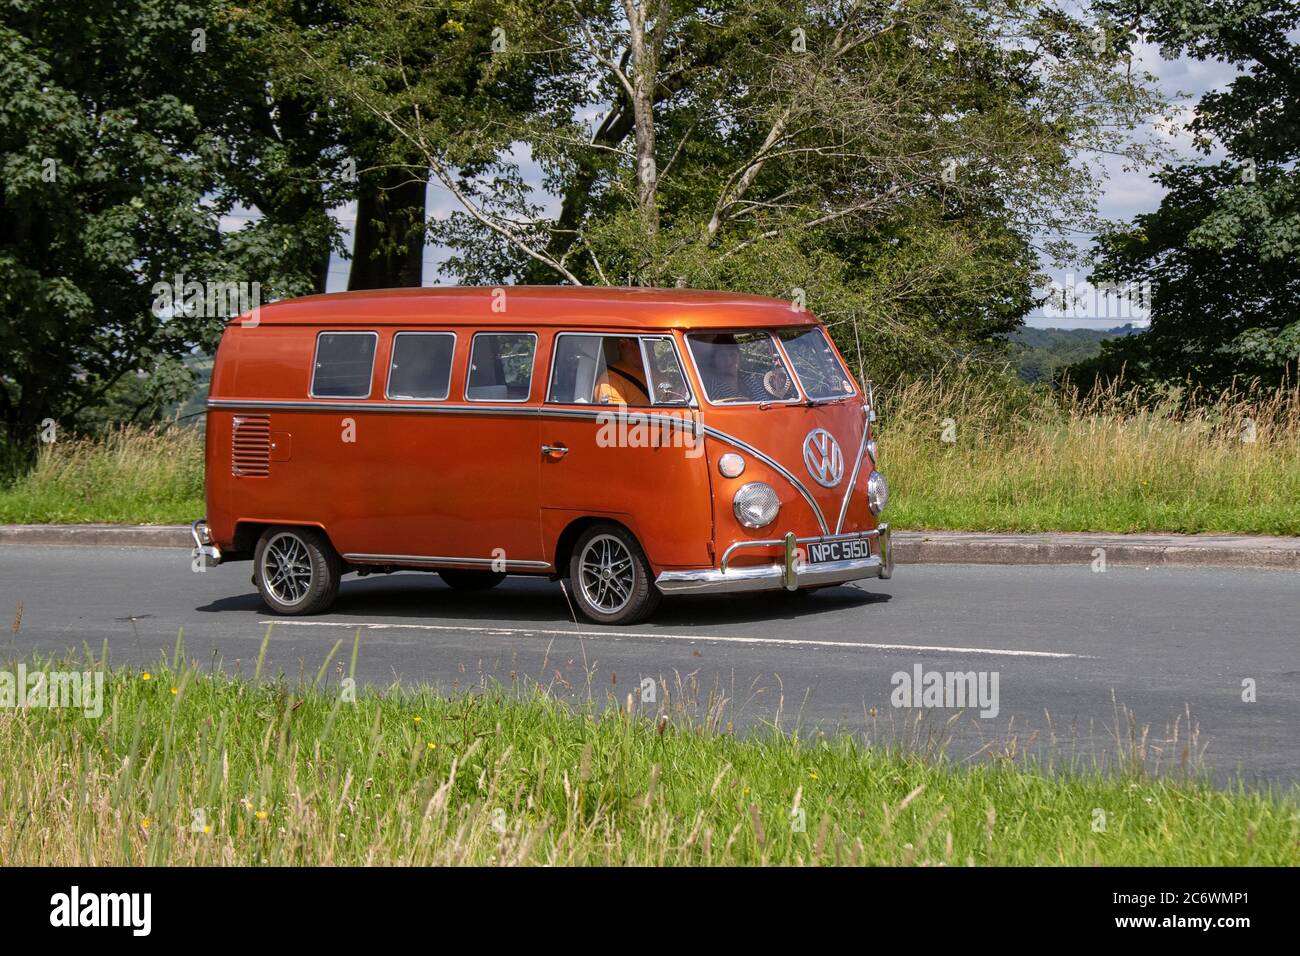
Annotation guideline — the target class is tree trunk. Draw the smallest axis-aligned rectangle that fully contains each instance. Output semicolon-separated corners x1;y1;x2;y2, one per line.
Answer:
349;165;428;290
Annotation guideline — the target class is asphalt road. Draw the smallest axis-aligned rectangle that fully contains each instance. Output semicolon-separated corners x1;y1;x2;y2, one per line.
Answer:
2;545;1297;787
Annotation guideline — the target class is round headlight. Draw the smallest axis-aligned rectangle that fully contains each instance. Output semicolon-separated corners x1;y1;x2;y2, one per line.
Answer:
718;453;746;479
867;470;889;515
865;438;878;463
733;482;780;528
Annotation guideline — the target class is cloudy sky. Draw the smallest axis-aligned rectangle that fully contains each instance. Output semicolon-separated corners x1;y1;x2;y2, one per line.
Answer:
1034;41;1239;329
224;34;1241;331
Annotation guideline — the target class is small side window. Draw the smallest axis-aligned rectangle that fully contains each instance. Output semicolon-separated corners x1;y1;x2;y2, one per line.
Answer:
386;332;455;400
466;332;537;402
311;332;377;398
642;336;691;405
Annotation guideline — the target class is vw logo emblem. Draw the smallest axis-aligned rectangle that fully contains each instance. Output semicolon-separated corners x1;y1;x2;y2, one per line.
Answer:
802;428;844;488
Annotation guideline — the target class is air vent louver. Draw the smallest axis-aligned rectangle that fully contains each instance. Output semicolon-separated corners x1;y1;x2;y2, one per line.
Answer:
231;416;271;477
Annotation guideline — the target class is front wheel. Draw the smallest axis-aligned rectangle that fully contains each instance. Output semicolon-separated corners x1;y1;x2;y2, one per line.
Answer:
254;526;341;615
568;524;661;625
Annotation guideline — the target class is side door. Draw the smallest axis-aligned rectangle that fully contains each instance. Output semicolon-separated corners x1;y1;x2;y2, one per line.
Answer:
434;329;544;565
354;329;545;569
538;331;713;570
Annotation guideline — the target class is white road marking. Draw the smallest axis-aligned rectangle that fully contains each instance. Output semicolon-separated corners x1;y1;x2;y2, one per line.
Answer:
259;619;1089;659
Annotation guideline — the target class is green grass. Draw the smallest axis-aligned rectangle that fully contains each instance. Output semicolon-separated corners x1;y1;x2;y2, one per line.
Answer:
2;636;1296;866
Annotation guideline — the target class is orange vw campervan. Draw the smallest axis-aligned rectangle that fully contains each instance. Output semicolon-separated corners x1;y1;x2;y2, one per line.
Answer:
191;287;892;624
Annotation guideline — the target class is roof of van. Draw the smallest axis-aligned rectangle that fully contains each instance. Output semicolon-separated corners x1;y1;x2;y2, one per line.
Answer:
231;286;820;330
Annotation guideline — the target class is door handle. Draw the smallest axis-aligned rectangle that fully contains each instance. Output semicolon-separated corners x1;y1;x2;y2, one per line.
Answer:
541;443;569;459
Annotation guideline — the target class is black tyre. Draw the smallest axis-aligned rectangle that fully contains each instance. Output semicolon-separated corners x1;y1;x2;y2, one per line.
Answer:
568;523;661;625
253;526;342;615
438;569;507;591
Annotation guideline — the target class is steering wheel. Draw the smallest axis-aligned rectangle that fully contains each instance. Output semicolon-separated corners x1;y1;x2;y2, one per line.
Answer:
762;368;791;398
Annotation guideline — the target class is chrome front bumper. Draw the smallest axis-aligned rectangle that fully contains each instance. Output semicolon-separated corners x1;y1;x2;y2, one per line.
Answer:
655;524;892;595
190;519;222;569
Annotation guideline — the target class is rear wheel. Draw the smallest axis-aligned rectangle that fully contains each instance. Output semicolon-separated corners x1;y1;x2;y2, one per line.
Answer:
438;569;507;591
568;524;660;626
254;526;341;615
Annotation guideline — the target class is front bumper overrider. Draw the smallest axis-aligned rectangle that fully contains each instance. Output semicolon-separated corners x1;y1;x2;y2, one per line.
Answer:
654;523;892;595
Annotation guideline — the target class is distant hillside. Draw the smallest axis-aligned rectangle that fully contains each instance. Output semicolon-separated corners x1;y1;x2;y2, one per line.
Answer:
1008;325;1140;384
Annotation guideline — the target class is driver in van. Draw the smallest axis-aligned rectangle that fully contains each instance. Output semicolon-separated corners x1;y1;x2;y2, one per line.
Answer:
594;337;651;405
702;336;791;402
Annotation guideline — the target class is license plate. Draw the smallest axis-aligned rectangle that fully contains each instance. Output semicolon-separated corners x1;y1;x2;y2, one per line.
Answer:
805;538;873;564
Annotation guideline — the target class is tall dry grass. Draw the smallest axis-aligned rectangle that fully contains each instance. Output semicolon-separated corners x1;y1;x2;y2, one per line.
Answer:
878;370;1300;534
0;425;204;524
0;375;1297;534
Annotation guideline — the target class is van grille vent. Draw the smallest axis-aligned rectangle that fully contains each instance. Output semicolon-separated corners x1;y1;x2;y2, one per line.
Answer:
231;416;271;477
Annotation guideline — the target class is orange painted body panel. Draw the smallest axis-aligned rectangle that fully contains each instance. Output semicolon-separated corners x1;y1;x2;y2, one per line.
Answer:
204;286;883;575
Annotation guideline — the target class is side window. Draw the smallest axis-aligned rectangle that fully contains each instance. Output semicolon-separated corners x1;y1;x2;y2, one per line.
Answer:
311;332;377;398
386;332;455;400
466;332;537;402
547;335;604;404
642;336;691;405
547;334;647;406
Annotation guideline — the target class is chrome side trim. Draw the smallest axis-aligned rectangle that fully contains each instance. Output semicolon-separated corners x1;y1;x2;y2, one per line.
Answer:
343;552;551;571
208;399;702;435
539;405;701;435
834;404;871;535
700;425;829;534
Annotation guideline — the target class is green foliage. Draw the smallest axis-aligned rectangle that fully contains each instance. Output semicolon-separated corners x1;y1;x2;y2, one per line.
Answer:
1009;325;1135;384
290;0;1166;382
880;367;1300;534
0;0;331;462
1078;1;1300;392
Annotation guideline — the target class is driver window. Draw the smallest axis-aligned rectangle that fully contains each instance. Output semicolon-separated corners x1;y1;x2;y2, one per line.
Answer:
548;334;688;407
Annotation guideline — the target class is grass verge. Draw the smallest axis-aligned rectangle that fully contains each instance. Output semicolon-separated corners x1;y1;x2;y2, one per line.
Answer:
2;637;1296;865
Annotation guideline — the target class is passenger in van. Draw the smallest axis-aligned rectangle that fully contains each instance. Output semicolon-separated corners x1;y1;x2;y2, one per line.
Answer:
594;337;651;406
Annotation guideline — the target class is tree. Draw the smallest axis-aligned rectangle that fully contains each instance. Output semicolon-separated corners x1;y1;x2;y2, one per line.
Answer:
0;1;235;450
1073;0;1300;392
294;0;1166;378
0;1;363;456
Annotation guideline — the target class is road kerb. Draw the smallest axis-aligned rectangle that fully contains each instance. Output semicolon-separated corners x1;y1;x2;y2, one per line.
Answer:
2;524;1298;570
